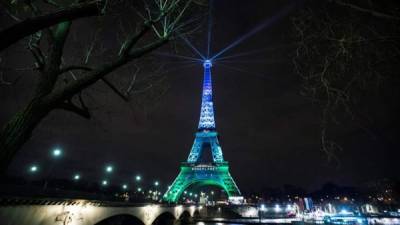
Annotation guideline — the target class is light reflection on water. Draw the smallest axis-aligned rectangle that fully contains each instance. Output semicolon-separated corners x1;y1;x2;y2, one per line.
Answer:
194;223;245;225
194;223;290;225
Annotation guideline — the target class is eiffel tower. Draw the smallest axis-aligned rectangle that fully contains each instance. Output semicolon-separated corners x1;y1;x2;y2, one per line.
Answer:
163;60;241;203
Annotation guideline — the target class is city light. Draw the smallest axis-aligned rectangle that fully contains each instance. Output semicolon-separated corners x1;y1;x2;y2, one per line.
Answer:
135;175;141;181
260;204;266;211
137;187;142;192
29;165;38;173
73;174;80;180
52;148;62;158
122;184;128;190
154;181;159;186
275;204;281;212
105;165;113;173
102;180;108;186
340;209;349;214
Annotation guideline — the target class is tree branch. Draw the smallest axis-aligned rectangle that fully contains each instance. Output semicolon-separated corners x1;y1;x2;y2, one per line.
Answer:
119;23;151;56
49;36;168;104
101;77;129;101
59;65;129;101
330;0;400;20
0;1;104;52
59;65;93;74
57;100;91;119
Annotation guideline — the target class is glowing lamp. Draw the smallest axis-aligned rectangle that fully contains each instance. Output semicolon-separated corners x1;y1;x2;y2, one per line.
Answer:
203;59;212;68
52;148;62;157
30;165;38;172
105;165;113;173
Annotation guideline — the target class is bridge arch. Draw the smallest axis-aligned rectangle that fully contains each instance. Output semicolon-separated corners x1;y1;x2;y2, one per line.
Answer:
94;214;144;225
179;210;192;223
151;211;175;225
179;210;190;219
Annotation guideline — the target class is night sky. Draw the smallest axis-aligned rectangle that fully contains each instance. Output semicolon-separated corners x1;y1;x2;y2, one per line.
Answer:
1;0;399;193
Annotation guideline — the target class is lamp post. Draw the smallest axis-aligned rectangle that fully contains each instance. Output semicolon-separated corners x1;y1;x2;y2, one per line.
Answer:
52;148;62;158
27;164;39;187
153;181;159;201
73;174;80;181
259;204;266;223
44;147;63;190
29;165;38;173
105;165;113;173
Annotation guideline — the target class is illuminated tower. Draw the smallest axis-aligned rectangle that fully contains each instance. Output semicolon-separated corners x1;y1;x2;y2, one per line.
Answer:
163;60;241;203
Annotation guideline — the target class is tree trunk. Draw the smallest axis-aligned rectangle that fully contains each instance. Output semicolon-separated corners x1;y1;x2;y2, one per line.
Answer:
0;98;51;174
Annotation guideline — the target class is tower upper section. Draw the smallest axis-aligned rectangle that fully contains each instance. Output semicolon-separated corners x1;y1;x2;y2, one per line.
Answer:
198;60;216;131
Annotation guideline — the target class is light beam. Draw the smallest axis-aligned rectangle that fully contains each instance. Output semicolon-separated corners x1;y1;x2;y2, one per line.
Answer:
210;3;294;61
153;51;201;62
207;0;213;58
181;36;206;60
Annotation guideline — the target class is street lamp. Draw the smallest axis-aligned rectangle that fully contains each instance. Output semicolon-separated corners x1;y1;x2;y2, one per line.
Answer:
52;148;62;158
135;175;141;181
44;147;63;190
154;181;159;186
102;180;108;186
29;165;38;173
122;184;128;190
105;165;113;173
137;187;142;192
73;174;80;180
259;204;266;222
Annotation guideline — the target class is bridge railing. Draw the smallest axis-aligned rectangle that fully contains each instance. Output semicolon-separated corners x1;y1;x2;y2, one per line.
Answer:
0;197;198;207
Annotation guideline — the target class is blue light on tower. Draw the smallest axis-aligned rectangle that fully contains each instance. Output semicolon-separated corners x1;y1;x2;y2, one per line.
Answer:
198;59;216;130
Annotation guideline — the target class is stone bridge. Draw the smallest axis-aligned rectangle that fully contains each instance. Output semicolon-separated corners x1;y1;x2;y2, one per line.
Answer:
0;198;203;225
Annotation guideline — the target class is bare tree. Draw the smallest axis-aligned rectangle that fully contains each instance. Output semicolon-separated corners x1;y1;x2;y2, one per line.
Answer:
0;0;204;173
292;0;400;163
